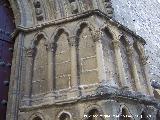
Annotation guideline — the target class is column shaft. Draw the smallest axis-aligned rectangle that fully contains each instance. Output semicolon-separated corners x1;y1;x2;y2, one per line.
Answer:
25;56;33;98
141;57;153;95
70;36;78;88
48;49;54;91
127;46;141;91
112;40;127;87
96;40;106;82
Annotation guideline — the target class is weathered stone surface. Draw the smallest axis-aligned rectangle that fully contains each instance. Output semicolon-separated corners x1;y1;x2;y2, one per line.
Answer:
112;0;160;84
6;0;160;120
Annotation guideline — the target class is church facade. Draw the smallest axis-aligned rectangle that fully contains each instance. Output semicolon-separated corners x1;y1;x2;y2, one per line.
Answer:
0;0;160;120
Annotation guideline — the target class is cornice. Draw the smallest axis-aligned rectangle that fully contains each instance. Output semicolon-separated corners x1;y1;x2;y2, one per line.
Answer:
13;9;145;44
19;85;159;112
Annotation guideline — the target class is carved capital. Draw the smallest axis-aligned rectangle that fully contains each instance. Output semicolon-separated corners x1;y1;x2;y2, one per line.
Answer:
46;43;57;53
25;47;35;57
71;2;78;14
135;41;145;56
126;45;134;56
140;56;148;65
134;41;148;65
69;36;78;46
112;40;120;48
93;30;102;42
33;0;41;8
33;0;43;21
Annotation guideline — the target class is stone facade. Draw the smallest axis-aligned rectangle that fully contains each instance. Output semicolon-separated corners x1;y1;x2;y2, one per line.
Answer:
6;0;160;120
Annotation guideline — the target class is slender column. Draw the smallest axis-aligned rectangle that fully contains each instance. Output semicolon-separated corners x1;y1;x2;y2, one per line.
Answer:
127;45;141;91
136;41;153;95
112;36;127;87
24;47;35;105
47;43;56;91
70;36;78;88
94;31;106;83
96;40;107;82
142;59;154;95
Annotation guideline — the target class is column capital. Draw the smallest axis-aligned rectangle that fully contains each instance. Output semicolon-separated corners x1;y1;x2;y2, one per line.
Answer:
112;40;120;48
140;56;148;65
126;45;134;56
25;47;35;57
93;30;102;42
69;35;78;46
135;41;148;65
46;43;57;52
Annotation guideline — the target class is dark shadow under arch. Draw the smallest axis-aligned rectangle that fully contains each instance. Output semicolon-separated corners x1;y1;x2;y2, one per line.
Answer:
119;108;132;120
59;113;70;120
86;109;104;120
32;116;42;120
140;111;149;120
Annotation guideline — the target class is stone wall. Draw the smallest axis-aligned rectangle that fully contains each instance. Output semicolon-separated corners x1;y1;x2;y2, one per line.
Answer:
111;0;160;82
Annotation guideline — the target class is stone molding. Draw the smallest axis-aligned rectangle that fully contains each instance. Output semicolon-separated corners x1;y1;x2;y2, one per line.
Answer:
19;84;160;112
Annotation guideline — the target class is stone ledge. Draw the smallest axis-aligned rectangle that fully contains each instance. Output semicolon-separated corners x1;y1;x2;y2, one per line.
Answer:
19;84;160;112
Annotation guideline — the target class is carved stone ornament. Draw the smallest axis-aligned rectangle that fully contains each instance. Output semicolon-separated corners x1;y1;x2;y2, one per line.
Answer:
25;47;35;57
33;0;43;21
70;1;78;14
69;36;77;46
46;43;57;53
112;40;120;48
135;41;148;65
92;30;102;42
104;0;113;18
126;45;134;56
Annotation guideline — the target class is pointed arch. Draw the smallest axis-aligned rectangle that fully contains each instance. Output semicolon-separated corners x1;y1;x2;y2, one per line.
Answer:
140;111;149;120
133;41;147;93
119;35;133;89
52;28;71;90
8;0;23;25
76;22;98;85
83;105;105;120
101;27;118;86
73;21;96;37
29;112;45;120
50;27;71;44
31;32;49;95
118;105;134;120
33;117;42;120
156;110;160;120
31;31;49;48
58;111;72;120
